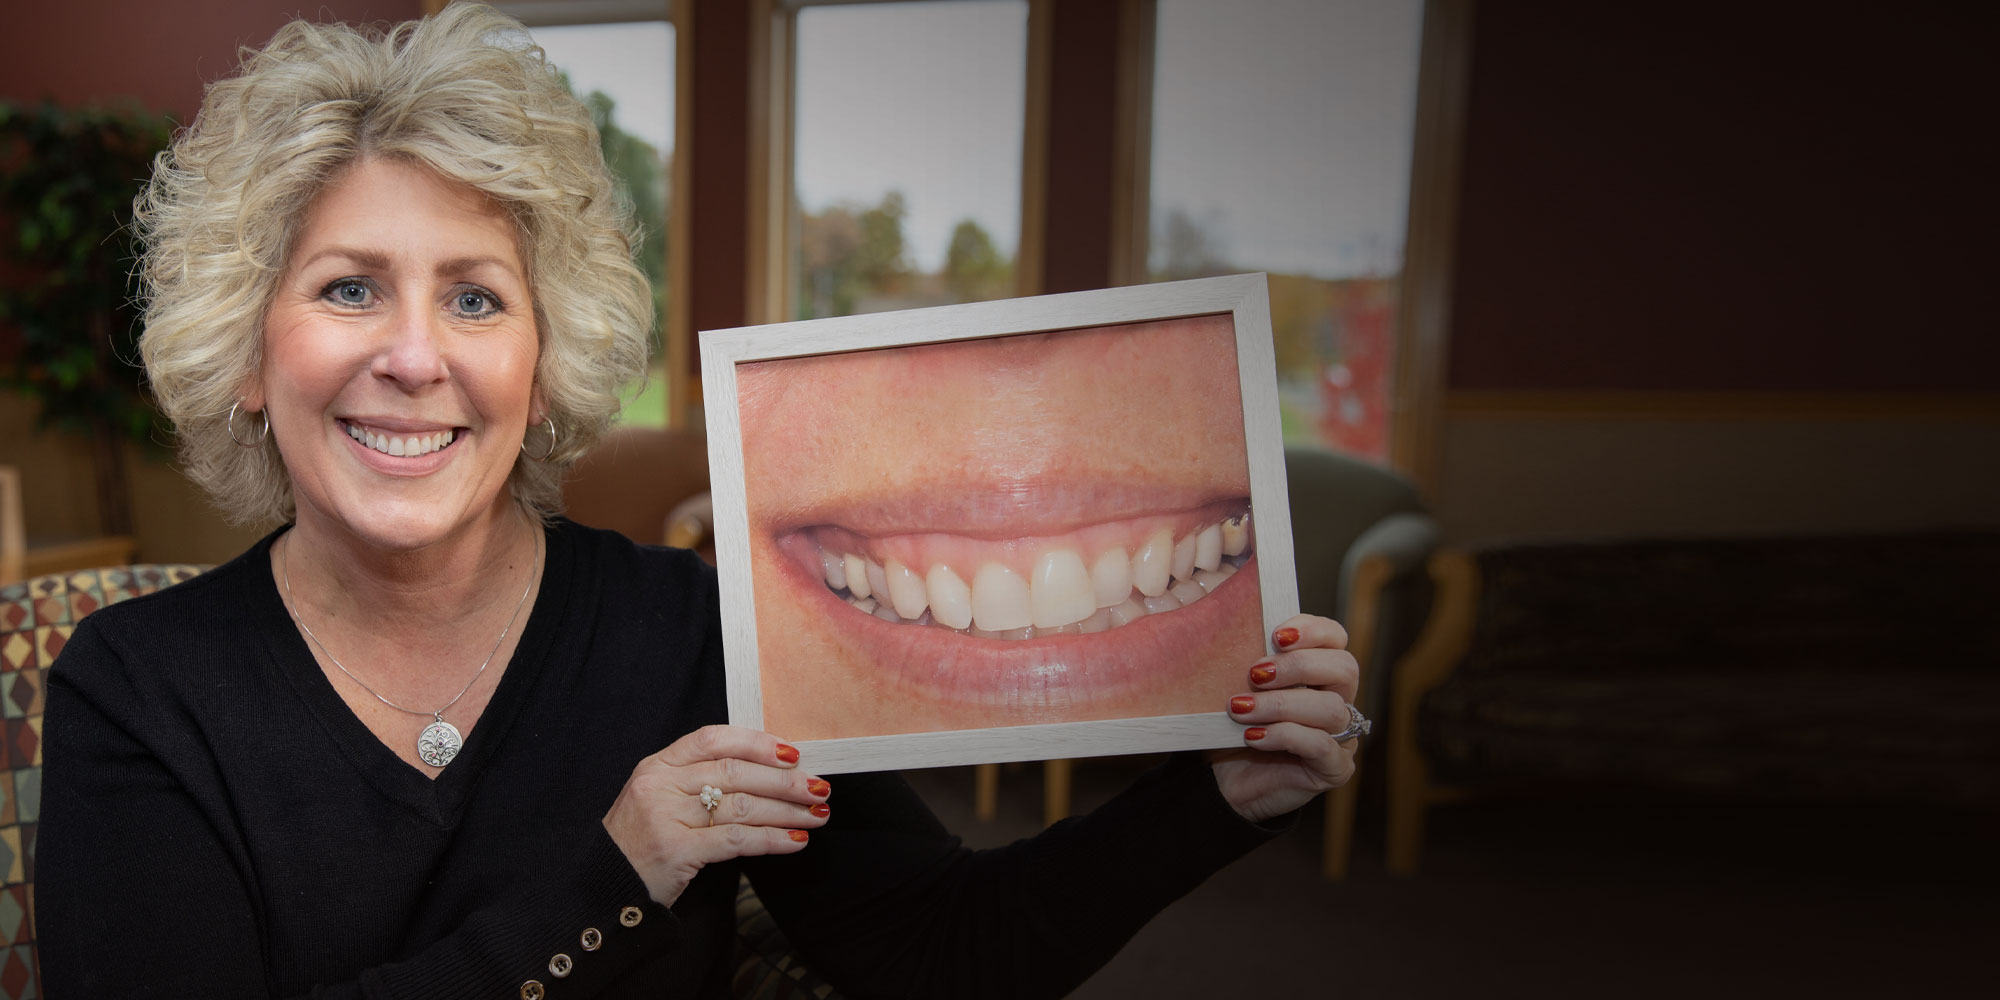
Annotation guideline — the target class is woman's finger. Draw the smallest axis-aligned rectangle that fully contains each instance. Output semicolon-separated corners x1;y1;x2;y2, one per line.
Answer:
1226;687;1350;735
676;757;829;808
1247;647;1359;700
1242;720;1356;785
677;822;816;866
689;784;833;831
1271;614;1348;653
652;723;801;770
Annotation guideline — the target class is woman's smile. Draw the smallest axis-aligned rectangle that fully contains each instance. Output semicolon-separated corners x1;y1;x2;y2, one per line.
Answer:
740;314;1264;738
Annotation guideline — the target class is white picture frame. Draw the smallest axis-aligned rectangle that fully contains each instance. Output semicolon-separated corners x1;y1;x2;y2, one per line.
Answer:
699;274;1298;773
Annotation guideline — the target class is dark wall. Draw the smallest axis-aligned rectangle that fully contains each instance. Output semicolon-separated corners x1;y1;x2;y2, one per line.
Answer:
1447;1;2000;392
2;1;423;116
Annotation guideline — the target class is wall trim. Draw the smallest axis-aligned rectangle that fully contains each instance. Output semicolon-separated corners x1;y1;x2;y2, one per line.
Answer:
1444;390;2000;420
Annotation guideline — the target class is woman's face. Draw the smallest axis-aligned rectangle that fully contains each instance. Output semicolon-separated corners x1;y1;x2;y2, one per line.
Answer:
254;157;539;552
738;315;1263;740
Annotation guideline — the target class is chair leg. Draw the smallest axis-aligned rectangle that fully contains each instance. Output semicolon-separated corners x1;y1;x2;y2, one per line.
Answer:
1321;756;1360;879
1385;749;1428;876
973;763;999;821
1042;759;1073;827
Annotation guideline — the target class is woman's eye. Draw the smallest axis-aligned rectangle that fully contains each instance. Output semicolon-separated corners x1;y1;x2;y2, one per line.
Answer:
452;288;502;317
328;280;370;306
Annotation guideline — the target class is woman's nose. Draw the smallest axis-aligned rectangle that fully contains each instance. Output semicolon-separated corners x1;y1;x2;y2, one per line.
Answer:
373;299;449;388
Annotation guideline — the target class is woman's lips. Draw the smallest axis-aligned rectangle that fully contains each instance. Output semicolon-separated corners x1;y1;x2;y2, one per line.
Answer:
765;500;1260;720
782;500;1254;631
338;418;466;474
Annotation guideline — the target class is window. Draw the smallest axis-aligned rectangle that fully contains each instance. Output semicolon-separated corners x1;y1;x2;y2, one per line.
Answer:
515;12;677;426
1147;0;1424;460
788;0;1029;318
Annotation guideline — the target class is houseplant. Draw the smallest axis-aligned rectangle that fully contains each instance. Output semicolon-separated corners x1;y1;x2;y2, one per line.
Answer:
0;100;172;536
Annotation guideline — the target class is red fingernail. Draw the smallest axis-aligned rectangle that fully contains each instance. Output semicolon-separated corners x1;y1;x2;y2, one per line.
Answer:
809;803;831;818
788;829;809;843
775;744;800;765
807;778;831;797
1274;627;1300;648
1249;662;1277;684
1246;727;1268;741
1229;695;1256;715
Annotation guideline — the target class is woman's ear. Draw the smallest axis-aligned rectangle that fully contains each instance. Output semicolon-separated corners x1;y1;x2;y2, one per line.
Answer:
240;372;266;413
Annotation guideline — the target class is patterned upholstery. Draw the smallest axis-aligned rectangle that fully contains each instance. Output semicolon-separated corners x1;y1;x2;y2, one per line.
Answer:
0;564;206;1000
732;876;843;999
1417;533;2000;806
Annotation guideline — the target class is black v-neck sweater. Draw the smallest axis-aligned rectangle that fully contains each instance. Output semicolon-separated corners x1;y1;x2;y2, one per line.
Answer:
38;520;1277;999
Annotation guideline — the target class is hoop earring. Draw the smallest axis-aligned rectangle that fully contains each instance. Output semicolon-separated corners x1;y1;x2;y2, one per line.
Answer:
227;401;270;448
520;414;557;462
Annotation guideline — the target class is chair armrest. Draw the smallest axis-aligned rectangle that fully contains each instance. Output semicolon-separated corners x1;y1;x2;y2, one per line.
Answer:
1340;513;1440;715
664;492;715;562
1391;549;1481;720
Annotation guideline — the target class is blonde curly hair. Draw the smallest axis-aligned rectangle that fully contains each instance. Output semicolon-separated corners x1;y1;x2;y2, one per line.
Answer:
135;2;653;525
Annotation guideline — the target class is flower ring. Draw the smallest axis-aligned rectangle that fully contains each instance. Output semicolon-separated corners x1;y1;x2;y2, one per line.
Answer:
700;784;723;826
1332;706;1372;743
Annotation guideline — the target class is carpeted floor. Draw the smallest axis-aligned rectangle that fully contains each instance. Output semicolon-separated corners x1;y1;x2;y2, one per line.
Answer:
902;757;1996;999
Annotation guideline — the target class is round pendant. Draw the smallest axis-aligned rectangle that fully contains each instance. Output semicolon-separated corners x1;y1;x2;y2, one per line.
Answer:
417;719;464;767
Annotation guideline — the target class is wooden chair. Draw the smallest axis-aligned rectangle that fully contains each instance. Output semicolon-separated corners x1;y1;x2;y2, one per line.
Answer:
0;467;22;588
561;427;713;556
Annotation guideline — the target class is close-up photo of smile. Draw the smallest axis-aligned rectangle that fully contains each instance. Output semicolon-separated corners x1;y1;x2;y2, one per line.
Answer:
737;314;1267;740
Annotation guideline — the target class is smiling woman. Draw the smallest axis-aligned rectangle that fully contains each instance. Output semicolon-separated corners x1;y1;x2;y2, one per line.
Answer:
256;159;542;557
33;5;1362;998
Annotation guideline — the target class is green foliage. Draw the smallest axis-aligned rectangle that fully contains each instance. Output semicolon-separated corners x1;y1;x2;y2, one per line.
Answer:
0;100;172;447
580;88;669;358
943;218;1010;303
796;191;911;319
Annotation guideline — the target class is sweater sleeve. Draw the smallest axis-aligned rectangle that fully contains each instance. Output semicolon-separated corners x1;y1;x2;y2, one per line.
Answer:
741;752;1282;1000
36;619;675;1000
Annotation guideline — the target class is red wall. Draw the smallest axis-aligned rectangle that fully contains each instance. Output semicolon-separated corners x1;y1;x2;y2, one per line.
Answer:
1447;0;2000;392
1;1;422;117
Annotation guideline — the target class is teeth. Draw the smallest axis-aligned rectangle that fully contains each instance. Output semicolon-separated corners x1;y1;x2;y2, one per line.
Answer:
1090;548;1131;608
1108;594;1148;627
1131;528;1173;597
971;563;1032;632
843;554;870;599
865;560;890;605
926;564;973;629
1194;523;1222;572
1030;549;1095;629
347;423;455;458
816;512;1254;638
1221;513;1251;557
884;559;928;621
1170;531;1198;583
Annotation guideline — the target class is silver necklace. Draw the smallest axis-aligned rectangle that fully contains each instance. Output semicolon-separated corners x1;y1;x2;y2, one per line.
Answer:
281;527;540;768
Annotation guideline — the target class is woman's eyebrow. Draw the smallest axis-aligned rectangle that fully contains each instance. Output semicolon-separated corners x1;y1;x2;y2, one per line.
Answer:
435;255;522;282
297;245;391;271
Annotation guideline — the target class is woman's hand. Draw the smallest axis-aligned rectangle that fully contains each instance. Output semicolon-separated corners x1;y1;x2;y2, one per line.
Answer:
1209;615;1361;824
603;724;833;908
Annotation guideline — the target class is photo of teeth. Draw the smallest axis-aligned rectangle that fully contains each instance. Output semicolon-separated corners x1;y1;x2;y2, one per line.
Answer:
816;511;1253;639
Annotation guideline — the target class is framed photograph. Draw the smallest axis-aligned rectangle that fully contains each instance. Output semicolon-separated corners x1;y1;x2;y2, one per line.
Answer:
699;274;1298;773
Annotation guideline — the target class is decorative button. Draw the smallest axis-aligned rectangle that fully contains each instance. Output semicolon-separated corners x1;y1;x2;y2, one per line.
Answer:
549;953;573;978
520;981;545;1000
580;927;603;951
619;906;643;928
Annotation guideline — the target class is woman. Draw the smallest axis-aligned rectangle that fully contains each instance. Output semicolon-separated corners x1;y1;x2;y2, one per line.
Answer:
36;6;1360;997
